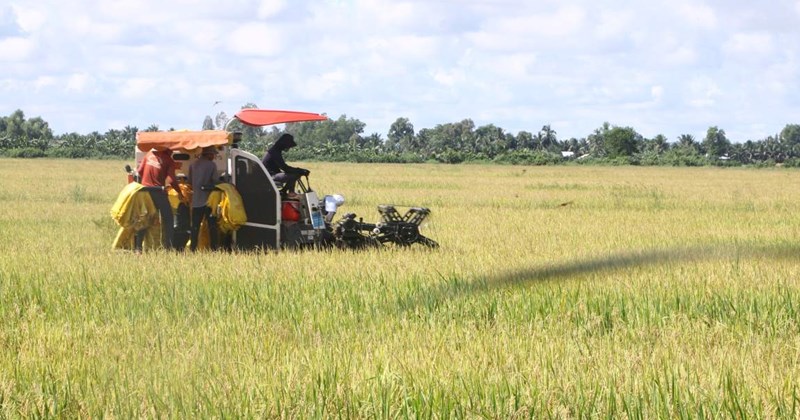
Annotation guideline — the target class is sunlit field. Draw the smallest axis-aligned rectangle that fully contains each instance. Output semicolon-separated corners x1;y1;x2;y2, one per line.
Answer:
1;158;799;418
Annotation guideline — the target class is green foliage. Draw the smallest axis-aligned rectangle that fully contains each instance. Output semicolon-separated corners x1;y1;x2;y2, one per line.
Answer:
753;159;778;168
1;109;799;168
46;147;94;159
661;147;708;166
202;115;215;130
493;150;561;165
387;117;414;153
633;149;662;166
586;122;610;158
573;156;633;166
537;125;558;151
3;147;46;158
703;126;731;158
781;157;800;167
779;124;800;146
605;126;641;158
434;149;466;164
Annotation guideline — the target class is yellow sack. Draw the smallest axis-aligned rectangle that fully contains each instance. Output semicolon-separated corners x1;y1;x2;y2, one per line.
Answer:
187;183;244;250
110;182;158;230
167;182;193;211
208;183;247;233
112;224;159;250
110;182;142;226
207;189;223;216
193;217;212;250
110;182;160;250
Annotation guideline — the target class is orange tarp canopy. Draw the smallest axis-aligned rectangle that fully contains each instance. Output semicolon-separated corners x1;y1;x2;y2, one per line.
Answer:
234;109;327;127
136;130;233;152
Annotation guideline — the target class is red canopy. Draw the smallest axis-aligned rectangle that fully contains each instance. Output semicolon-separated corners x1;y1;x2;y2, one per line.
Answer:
234;109;328;127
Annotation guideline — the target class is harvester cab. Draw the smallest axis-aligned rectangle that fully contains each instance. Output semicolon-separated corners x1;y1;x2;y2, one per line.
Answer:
123;108;438;251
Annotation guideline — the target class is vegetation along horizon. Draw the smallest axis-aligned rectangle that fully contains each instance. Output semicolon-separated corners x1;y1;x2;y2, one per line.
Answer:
3;108;800;167
1;158;799;417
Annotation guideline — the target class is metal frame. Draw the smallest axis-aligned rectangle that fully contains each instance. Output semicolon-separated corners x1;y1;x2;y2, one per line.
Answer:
228;148;282;251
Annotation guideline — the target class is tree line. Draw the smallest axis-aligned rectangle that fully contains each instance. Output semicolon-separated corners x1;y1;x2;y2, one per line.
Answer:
3;107;800;167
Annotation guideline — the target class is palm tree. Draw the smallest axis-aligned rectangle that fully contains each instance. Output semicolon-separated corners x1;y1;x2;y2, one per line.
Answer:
677;134;697;150
538;125;557;151
652;134;669;153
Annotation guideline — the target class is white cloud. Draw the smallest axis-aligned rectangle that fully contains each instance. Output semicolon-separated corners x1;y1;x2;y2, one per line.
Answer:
723;32;774;59
119;78;158;98
365;35;440;62
300;69;350;100
688;77;721;108
63;15;125;42
3;0;800;141
663;45;698;66
0;79;19;92
0;37;34;61
227;23;285;57
528;5;587;37
651;85;664;101
353;0;423;31
96;1;156;22
467;5;587;52
66;73;91;93
258;0;287;19
489;53;537;80
170;20;228;50
595;9;636;39
33;76;56;91
674;1;717;29
431;67;466;87
198;83;251;101
9;4;46;33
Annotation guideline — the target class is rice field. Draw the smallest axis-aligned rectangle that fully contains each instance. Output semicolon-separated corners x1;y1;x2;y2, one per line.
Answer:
0;158;799;418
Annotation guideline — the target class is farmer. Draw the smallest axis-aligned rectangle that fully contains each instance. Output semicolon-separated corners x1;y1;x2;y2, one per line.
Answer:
136;146;184;250
187;146;219;251
261;133;309;199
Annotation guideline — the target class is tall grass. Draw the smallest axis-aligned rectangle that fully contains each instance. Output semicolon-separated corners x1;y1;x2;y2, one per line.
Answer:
0;158;798;417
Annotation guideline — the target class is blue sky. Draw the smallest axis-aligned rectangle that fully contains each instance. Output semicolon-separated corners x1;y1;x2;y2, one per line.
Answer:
1;0;799;142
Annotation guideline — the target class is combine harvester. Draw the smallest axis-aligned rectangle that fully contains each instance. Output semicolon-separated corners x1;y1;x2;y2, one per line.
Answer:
117;109;438;251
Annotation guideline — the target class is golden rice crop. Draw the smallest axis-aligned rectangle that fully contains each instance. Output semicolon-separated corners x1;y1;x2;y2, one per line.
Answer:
0;158;798;418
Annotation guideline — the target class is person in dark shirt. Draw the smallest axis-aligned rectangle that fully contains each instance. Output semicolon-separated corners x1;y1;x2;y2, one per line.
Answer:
187;146;219;251
261;133;309;198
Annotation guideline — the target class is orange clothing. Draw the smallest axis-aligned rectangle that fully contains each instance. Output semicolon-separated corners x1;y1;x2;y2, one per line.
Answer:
137;150;180;190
